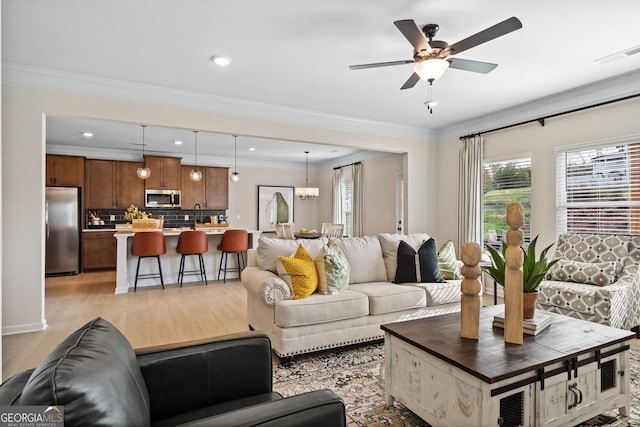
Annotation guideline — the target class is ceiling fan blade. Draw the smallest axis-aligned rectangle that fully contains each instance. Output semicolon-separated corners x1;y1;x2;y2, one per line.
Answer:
448;58;498;73
394;19;431;53
349;59;415;70
400;72;421;90
447;16;522;56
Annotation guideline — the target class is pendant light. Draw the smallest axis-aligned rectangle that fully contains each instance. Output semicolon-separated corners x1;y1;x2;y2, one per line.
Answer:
295;151;319;200
136;125;151;179
230;134;240;182
189;130;203;182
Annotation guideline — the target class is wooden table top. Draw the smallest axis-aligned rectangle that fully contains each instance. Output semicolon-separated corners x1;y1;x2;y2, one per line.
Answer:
381;305;635;384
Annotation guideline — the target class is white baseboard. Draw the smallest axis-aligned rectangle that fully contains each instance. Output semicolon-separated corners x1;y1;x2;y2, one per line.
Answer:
3;319;48;336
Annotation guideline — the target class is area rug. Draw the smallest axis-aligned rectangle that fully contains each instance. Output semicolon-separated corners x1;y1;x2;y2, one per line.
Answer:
272;341;640;426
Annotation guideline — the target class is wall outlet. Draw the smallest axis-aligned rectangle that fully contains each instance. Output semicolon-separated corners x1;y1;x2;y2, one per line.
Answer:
185;214;189;221
236;214;241;220
110;215;115;221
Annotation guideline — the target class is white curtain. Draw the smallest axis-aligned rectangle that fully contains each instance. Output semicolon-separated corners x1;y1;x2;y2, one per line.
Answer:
332;168;343;224
458;135;484;250
352;162;364;237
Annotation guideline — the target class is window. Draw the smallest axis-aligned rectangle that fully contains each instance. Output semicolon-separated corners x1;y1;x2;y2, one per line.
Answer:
483;157;532;250
556;141;640;234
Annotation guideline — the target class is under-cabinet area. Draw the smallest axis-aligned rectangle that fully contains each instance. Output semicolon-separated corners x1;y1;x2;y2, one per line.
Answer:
82;231;117;270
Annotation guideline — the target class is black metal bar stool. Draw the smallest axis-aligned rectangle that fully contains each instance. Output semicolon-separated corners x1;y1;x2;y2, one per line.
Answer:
131;231;166;292
176;230;208;287
216;229;248;283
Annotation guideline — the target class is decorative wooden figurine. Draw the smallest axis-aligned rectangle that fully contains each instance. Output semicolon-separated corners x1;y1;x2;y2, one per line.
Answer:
504;202;524;344
460;241;482;339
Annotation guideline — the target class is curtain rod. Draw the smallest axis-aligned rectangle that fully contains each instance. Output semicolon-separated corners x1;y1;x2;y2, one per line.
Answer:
333;161;361;170
459;92;640;140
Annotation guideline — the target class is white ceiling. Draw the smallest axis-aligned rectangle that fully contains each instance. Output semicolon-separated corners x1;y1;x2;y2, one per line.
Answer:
3;1;640;164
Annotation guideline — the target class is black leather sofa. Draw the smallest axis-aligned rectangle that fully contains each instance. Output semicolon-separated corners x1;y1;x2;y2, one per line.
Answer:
0;318;346;426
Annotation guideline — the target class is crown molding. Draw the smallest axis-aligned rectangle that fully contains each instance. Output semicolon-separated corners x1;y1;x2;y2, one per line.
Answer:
436;70;640;141
2;62;435;142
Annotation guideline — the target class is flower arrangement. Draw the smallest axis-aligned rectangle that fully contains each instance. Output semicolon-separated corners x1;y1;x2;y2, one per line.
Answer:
124;205;147;223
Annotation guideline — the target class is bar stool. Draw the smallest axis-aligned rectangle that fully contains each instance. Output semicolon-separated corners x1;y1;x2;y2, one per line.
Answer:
217;229;249;283
176;230;208;287
131;231;166;292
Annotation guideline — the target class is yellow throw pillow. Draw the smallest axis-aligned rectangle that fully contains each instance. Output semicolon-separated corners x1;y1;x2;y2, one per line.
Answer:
278;245;318;299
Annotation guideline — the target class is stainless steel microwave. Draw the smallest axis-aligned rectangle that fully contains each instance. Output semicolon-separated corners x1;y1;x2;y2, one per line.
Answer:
145;189;181;208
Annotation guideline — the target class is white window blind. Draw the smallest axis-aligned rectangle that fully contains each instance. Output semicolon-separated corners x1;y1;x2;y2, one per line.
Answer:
556;141;640;234
482;157;531;248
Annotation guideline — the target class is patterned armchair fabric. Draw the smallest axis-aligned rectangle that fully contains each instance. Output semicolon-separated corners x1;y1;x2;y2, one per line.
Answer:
537;233;640;330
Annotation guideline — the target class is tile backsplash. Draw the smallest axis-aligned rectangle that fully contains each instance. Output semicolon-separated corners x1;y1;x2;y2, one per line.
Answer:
86;207;226;228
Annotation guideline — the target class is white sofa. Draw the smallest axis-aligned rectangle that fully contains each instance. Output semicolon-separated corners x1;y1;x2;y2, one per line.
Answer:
537;232;640;330
241;233;465;359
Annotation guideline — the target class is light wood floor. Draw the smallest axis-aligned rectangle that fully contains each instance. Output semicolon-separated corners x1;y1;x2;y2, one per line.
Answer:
4;274;637;381
2;271;249;379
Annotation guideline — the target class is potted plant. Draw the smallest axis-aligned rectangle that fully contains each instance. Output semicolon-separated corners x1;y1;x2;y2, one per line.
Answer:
483;235;558;319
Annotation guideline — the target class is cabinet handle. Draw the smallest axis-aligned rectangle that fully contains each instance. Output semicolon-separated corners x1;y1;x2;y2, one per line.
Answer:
568;382;583;409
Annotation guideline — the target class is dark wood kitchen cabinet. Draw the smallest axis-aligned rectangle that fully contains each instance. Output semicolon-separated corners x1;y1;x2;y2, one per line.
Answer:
82;231;116;270
181;165;229;209
85;159;144;209
46;154;84;186
144;155;181;190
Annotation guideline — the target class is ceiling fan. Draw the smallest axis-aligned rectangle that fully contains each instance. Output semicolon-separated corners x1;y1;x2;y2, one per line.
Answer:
349;16;522;90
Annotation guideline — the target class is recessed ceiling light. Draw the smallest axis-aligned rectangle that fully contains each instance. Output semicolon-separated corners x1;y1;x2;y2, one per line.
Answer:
211;55;231;66
173;140;183;145
81;132;93;137
247;147;256;152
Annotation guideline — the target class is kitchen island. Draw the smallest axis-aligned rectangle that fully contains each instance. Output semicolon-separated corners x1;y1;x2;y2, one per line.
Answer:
114;228;261;294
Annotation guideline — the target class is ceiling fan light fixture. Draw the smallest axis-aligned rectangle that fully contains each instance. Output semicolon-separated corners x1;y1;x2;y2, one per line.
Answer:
413;58;449;81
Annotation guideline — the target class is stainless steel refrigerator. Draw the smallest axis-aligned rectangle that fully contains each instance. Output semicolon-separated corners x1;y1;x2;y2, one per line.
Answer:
45;187;80;275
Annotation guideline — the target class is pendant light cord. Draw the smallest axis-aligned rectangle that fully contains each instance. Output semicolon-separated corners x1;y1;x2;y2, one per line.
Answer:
193;130;198;166
305;151;310;186
234;135;238;170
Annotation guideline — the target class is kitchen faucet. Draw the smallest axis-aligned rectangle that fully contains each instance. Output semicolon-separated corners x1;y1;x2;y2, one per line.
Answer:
193;203;201;228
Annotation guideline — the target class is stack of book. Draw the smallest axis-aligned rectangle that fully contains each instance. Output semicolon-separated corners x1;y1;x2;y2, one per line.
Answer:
493;312;552;336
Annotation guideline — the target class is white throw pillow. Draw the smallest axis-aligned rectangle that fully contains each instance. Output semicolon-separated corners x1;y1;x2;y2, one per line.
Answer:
331;236;387;284
377;233;431;282
257;236;327;272
314;243;350;294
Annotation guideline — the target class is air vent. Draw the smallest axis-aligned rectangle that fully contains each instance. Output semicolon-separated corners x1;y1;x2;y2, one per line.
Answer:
596;44;640;64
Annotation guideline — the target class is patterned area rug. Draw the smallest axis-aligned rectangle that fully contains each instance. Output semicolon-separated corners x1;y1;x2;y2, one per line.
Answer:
272;341;640;426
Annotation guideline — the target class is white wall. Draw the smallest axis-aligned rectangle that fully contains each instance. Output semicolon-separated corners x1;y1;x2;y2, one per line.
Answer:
436;97;640;254
1;85;435;334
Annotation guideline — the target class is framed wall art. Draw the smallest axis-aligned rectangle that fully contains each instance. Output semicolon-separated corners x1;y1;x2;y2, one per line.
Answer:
257;185;294;231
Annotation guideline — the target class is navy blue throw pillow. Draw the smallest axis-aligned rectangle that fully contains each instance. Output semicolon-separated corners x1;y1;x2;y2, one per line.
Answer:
394;239;446;283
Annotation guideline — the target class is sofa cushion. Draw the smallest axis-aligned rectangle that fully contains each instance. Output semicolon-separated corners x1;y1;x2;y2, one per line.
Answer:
278;245;318;299
19;318;151;427
554;233;628;274
377;233;431;282
314;243;350;295
274;291;369;327
437;240;463;280
413;281;462;306
257;236;327;272
331;236;387;284
349;283;426;315
548;259;617;286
